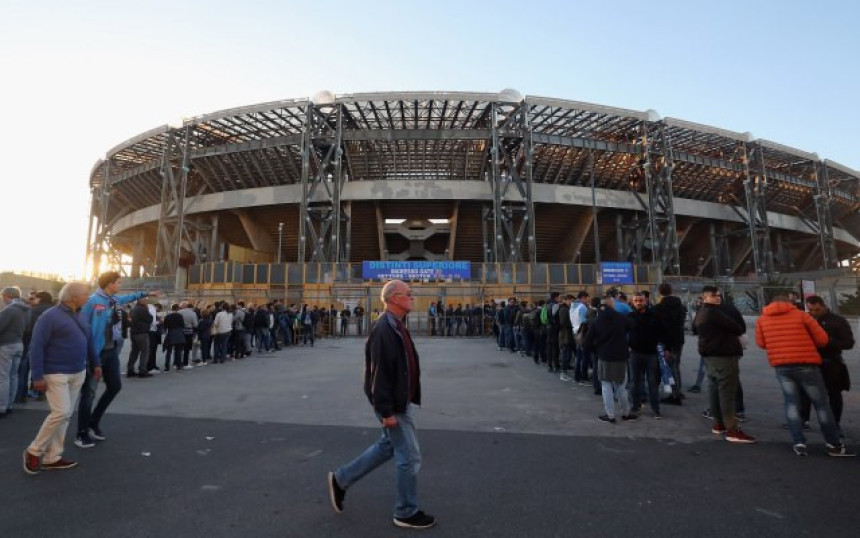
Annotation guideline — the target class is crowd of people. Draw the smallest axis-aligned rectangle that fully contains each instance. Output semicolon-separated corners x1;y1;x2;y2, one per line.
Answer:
485;283;856;456
3;274;856;476
3;272;382;474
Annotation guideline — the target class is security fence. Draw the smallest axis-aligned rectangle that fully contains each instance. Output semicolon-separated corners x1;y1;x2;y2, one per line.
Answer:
118;263;859;321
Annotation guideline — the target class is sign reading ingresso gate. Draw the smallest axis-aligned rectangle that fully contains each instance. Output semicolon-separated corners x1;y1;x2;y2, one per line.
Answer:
362;261;471;281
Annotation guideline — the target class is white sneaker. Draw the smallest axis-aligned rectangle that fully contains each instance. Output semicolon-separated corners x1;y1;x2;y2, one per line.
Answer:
183;365;194;370
200;362;208;366
148;369;160;375
559;373;572;382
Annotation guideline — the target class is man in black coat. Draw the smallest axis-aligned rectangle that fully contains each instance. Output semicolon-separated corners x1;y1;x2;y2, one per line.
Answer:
655;282;687;405
127;298;154;377
693;286;755;443
327;280;435;529
628;292;667;418
801;295;856;433
584;294;636;423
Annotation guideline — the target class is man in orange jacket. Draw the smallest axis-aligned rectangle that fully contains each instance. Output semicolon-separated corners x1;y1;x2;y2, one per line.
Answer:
755;296;854;457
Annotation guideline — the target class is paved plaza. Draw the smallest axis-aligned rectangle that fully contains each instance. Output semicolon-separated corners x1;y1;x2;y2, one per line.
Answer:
2;324;859;537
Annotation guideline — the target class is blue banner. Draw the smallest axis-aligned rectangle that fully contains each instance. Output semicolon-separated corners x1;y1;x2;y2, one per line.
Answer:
362;261;471;281
601;262;634;284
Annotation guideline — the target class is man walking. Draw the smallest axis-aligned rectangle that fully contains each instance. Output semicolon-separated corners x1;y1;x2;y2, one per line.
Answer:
693;286;755;443
75;272;155;448
799;295;855;435
756;296;854;457
23;283;100;473
327;279;435;529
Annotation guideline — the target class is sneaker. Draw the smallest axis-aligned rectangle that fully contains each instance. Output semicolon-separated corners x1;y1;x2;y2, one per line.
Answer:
89;426;106;441
327;472;345;513
687;385;701;393
793;444;808;457
652;412;664;420
42;458;78;470
393;511;436;529
726;429;756;444
826;443;856;457
736;412;748;422
74;434;95;448
200;361;209;366
23;450;40;475
621;414;639;422
712;422;727;434
701;409;713;420
183;365;194;370
148;369;160;375
559;373;572;382
597;414;616;424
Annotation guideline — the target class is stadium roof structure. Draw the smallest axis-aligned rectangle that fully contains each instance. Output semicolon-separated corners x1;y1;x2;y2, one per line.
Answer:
87;91;859;278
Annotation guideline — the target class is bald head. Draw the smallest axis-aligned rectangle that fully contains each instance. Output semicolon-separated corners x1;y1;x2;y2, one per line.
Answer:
381;279;413;317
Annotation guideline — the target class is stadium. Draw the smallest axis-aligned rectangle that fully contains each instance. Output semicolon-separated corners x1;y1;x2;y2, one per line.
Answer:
86;90;859;310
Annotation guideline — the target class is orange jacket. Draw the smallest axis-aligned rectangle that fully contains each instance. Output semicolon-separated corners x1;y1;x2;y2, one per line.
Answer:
755;301;829;367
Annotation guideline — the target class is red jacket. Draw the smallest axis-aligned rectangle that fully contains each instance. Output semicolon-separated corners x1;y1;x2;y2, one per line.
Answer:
755;301;829;367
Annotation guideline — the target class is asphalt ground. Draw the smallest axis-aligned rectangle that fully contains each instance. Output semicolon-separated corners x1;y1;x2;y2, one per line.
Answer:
2;325;859;537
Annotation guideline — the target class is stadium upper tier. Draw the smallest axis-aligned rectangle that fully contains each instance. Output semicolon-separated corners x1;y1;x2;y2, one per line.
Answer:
88;91;859;273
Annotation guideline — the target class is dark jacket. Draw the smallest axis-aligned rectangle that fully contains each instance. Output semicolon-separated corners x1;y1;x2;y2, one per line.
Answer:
558;303;573;347
583;306;631;362
655;295;687;348
24;302;52;346
197;314;214;339
163;312;186;346
815;311;855;362
628;308;664;353
693;304;744;357
363;311;421;418
0;300;31;345
130;303;153;335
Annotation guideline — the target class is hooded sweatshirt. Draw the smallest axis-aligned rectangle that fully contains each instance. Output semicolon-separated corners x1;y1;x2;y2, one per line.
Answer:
755;301;829;367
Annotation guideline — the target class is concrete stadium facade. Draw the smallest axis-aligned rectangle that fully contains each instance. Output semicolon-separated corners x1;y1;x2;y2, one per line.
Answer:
87;91;860;285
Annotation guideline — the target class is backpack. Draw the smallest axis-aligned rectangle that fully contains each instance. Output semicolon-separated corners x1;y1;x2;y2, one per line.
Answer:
540;304;550;325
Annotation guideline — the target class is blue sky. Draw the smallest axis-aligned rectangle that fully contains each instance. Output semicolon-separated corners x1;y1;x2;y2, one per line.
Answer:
0;0;857;277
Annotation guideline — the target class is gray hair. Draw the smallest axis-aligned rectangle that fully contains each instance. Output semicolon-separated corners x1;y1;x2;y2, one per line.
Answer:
58;282;89;303
380;280;405;305
1;286;21;299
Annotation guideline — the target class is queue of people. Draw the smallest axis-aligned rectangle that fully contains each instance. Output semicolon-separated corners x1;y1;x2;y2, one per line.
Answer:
489;283;856;457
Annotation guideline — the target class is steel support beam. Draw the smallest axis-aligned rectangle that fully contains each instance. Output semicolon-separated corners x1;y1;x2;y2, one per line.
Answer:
154;127;191;275
639;122;681;279
487;101;536;262
298;102;347;262
733;142;774;279
814;162;838;268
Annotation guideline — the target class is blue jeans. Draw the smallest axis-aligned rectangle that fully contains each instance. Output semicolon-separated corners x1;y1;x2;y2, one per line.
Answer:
775;365;841;446
335;405;421;519
560;344;573;372
255;328;271;351
16;346;30;402
601;374;630;419
573;346;591;381
630;351;661;414
214;333;230;362
78;346;122;434
0;343;23;412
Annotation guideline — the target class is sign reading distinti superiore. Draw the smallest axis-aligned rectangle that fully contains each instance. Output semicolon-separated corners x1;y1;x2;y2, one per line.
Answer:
362;261;471;281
